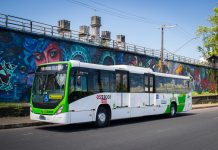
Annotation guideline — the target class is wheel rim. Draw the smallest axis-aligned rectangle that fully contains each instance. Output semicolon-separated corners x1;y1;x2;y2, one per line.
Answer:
98;112;106;123
171;106;175;116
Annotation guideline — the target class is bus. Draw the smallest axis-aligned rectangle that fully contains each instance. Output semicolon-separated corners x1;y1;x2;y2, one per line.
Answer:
30;60;192;127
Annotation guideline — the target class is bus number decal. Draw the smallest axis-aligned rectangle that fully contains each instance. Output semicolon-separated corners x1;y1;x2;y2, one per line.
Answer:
96;95;111;104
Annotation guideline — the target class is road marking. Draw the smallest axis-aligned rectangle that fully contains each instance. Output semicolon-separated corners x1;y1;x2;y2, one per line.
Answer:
23;133;33;136
156;128;171;133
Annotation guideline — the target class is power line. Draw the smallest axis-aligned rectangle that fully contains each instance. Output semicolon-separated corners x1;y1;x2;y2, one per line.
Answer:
176;24;194;38
173;37;199;54
89;0;163;25
67;0;165;25
67;0;198;55
66;0;130;19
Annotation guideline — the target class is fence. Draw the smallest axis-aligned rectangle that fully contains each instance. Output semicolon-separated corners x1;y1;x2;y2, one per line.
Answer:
0;13;215;68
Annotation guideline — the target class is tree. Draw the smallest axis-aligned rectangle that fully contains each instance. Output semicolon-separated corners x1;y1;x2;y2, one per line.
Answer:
197;6;218;58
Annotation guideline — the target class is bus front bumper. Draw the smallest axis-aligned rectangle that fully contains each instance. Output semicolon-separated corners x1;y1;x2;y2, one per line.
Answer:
30;112;69;124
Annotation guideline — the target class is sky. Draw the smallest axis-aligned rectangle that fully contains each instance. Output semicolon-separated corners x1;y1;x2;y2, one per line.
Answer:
0;0;217;60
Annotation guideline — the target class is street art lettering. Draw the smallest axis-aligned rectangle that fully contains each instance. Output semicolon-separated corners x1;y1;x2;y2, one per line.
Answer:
0;28;217;101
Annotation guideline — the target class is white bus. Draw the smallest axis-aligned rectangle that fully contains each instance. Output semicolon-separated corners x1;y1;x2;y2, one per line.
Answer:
30;60;192;127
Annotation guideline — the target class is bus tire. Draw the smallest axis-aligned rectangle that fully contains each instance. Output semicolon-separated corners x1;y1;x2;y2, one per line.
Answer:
95;107;110;128
170;103;177;117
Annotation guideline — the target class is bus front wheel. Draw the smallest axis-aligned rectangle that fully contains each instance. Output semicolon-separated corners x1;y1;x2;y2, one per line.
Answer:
95;107;110;128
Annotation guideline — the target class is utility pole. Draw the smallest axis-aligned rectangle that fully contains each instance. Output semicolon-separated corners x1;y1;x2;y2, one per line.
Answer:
160;25;164;73
160;24;176;73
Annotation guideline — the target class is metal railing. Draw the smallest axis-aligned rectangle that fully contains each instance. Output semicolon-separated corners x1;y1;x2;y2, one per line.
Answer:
0;13;216;68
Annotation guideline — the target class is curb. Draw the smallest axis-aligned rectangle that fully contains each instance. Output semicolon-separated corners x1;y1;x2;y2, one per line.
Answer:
0;122;51;130
192;105;218;110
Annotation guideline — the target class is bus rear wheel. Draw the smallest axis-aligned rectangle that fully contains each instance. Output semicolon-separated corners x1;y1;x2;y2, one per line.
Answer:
170;103;177;117
95;107;110;128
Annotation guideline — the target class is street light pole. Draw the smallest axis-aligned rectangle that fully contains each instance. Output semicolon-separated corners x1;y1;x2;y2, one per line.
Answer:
160;24;176;73
160;25;164;73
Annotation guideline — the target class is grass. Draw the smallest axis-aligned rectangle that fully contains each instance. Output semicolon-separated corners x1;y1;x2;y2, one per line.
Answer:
0;102;29;109
192;92;218;97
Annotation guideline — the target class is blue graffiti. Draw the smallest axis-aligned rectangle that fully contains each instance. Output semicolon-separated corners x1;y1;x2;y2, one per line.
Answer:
63;44;90;62
0;60;17;91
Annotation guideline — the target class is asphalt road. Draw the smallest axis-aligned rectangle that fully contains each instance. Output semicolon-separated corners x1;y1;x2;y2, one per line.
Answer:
1;107;218;150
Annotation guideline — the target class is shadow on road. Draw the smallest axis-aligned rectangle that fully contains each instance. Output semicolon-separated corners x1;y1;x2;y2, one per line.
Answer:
36;113;196;133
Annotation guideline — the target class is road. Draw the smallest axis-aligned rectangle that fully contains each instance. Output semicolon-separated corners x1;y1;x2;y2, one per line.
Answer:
1;107;218;150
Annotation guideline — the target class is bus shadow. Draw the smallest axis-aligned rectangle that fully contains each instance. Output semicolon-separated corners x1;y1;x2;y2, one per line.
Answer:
111;113;195;127
37;113;196;133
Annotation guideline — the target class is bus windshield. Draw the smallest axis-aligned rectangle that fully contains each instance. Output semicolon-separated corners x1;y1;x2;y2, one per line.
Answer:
33;72;66;95
32;64;68;109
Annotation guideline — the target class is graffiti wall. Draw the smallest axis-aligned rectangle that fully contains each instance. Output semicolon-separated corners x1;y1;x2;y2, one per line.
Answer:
0;27;217;101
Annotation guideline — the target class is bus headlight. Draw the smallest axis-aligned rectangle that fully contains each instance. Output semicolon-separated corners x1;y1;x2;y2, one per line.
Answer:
56;105;64;115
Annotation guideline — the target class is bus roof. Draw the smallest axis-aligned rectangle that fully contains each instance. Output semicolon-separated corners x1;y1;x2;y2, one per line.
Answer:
70;60;153;73
153;72;189;80
68;60;189;80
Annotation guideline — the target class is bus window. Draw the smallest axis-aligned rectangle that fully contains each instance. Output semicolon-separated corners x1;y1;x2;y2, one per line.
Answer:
166;78;173;93
109;72;116;92
122;73;128;92
116;73;121;92
100;71;110;92
130;73;144;93
184;80;190;93
75;76;87;92
144;75;149;92
116;71;129;92
175;78;182;93
150;75;154;93
155;76;166;93
70;76;74;92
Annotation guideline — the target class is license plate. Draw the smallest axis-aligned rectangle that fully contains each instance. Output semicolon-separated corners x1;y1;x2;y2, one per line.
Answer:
39;115;46;120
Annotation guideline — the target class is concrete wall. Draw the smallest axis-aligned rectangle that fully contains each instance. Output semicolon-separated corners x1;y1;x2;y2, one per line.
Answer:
0;27;217;102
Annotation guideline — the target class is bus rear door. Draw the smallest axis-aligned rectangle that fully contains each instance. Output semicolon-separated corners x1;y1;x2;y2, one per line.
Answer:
113;70;130;119
145;73;155;106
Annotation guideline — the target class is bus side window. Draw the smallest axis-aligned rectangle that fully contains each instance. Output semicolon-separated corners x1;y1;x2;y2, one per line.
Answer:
75;76;87;92
166;78;173;93
69;70;75;94
150;75;154;93
185;80;190;93
130;73;144;93
100;71;110;92
109;72;116;92
122;73;128;92
116;73;121;92
144;75;149;92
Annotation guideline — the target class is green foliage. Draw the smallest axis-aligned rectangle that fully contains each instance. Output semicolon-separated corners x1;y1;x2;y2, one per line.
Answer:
197;6;218;58
0;102;29;108
192;91;218;96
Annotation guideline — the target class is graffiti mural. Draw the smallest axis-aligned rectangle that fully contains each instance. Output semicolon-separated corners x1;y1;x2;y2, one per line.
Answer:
0;27;217;101
0;60;17;91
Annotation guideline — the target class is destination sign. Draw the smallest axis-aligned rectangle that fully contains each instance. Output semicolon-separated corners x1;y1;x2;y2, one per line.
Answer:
38;64;68;72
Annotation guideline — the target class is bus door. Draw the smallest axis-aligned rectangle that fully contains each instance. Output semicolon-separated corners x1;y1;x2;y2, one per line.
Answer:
115;71;129;107
144;74;155;106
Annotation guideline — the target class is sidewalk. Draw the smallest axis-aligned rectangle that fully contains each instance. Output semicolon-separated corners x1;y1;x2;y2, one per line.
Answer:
192;103;218;109
0;103;218;130
0;116;50;129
